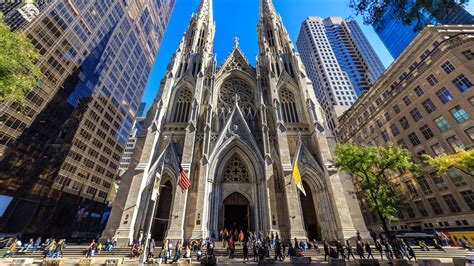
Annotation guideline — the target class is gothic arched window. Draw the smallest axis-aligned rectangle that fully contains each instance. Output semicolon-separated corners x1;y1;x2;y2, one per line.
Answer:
172;88;192;123
223;156;250;183
218;78;255;111
280;88;299;123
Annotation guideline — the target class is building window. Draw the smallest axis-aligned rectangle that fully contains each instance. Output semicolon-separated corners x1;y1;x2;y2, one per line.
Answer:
443;194;462;213
427;197;444;215
408;132;421;146
400;117;410;129
446;136;465;151
414;86;424;97
393;104;401;114
460;190;474;210
405;204;416;218
415;200;429;216
426;74;438;86
172;88;192;123
434;116;451;132
465;127;474;140
390;124;400;136
447;169;466;187
280;88;299;123
376;119;383;128
462;49;474;60
384;111;391;121
452;74;472;92
450;106;470;124
436;88;453;104
441;61;455;74
422;99;437;113
381;130;390;142
416;176;432;194
431;143;444;156
410;108;423;122
405;181;418;197
430;172;448;191
419;125;434;140
402;96;411;106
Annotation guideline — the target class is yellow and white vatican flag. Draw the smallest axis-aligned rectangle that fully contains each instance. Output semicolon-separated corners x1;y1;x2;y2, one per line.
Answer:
292;142;306;196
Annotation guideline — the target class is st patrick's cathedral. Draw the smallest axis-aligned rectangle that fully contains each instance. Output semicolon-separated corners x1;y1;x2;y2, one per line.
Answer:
102;0;370;245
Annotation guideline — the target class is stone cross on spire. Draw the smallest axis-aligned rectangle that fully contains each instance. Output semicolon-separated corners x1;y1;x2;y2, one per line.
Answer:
234;36;239;48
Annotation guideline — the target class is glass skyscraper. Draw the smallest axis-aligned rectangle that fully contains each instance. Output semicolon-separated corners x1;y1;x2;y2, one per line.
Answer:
0;1;174;237
375;4;474;58
297;16;385;133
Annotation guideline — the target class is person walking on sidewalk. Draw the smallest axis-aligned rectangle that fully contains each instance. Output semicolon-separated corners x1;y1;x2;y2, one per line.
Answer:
323;239;330;261
356;240;365;259
345;240;356;261
242;241;249;263
365;241;374;259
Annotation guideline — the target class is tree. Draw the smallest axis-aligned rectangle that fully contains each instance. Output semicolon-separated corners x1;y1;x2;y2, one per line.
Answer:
348;0;469;31
423;148;474;177
0;13;41;106
334;144;418;238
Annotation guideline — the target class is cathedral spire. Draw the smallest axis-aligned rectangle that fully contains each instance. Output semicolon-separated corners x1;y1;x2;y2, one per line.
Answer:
259;0;276;19
196;0;213;24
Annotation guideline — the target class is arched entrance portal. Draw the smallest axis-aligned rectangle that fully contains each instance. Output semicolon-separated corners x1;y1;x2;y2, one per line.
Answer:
299;181;321;240
152;180;173;241
223;192;249;232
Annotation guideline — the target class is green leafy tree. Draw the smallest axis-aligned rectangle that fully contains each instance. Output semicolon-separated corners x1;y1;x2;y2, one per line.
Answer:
335;144;418;237
423;148;474;177
0;13;41;106
349;0;469;31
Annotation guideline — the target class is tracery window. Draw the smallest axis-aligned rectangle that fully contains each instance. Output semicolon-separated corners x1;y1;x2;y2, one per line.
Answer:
172;88;192;123
223;156;250;183
280;88;299;123
218;78;255;110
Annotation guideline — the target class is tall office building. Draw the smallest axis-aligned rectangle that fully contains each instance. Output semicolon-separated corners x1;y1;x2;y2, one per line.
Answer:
297;16;385;133
0;1;174;238
338;25;474;235
375;4;474;58
119;103;147;174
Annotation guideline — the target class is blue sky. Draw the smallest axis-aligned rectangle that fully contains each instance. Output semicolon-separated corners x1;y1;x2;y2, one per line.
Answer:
141;0;394;106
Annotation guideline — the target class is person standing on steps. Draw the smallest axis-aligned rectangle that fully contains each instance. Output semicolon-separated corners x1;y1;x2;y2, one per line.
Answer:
345;240;356;261
243;240;249;263
274;238;283;261
323;239;330;261
365;240;374;259
356;240;365;259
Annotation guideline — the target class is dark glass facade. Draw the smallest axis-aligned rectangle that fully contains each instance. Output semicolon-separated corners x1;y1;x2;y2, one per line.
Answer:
0;0;174;238
375;4;474;58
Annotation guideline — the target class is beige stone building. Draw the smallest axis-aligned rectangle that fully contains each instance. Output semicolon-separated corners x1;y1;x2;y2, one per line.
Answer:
102;0;370;245
338;25;474;233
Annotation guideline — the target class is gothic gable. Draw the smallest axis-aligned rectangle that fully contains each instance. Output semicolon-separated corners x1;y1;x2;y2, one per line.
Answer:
144;141;181;186
210;103;263;161
295;139;325;181
217;46;255;76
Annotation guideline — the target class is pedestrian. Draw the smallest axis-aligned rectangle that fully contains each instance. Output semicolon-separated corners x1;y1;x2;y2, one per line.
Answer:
31;237;42;254
369;229;377;244
243;241;249;263
44;239;56;258
299;239;306;252
274;239;283;261
19;238;33;253
419;240;429;251
147;238;155;261
323;239;330;261
160;243;168;264
345;240;356;261
136;228;144;248
336;240;345;259
238;230;244;247
375;239;383;260
2;239;17;258
171;240;182;263
365;241;374;259
287;242;296;257
85;239;96;258
271;232;275;249
112;233;118;248
53;239;65;258
407;245;417;261
167;239;173;259
184;244;191;258
357;230;362;241
356;240;365;259
252;240;258;262
383;240;393;262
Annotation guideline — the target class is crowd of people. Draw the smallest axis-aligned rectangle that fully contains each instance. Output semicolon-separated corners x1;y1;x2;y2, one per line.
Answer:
1;237;67;258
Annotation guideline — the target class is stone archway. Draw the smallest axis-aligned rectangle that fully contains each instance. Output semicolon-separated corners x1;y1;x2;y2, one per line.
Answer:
299;181;321;240
223;192;250;232
152;180;173;241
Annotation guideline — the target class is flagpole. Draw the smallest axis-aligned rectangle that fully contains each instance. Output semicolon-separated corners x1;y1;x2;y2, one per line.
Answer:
140;162;164;264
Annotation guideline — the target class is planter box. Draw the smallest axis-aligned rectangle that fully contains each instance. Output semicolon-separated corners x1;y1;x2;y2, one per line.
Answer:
329;258;346;266
417;259;441;266
42;259;64;266
290;257;312;264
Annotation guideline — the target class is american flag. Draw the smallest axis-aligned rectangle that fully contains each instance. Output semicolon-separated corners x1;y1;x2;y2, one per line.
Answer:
178;165;190;192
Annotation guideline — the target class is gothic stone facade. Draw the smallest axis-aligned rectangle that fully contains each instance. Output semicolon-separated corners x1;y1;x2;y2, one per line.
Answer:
102;0;369;245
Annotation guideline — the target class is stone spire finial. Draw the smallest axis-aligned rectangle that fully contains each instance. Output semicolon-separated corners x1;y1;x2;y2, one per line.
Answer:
234;36;239;48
